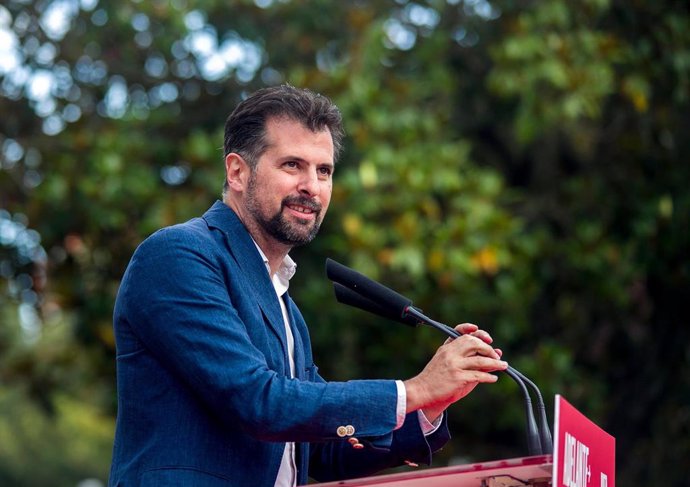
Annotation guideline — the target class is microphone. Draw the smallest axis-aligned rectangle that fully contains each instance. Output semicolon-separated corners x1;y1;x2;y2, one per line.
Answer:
326;258;412;321
333;282;420;327
326;258;551;455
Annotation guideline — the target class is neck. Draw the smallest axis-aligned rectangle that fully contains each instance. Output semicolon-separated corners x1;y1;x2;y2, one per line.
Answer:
251;232;292;277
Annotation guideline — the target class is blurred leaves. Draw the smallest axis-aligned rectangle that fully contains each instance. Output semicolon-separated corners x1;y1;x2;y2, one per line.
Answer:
0;389;114;487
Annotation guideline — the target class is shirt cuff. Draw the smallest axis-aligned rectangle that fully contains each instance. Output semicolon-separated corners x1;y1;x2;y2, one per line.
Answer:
394;380;407;430
395;380;443;435
417;409;443;436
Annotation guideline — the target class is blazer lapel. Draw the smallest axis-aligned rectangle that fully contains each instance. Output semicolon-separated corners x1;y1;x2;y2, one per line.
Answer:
202;201;289;362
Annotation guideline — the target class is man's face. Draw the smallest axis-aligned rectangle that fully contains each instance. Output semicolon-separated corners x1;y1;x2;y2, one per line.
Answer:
243;117;334;247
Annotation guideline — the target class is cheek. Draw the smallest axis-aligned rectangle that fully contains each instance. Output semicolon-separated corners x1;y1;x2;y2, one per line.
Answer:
253;182;283;211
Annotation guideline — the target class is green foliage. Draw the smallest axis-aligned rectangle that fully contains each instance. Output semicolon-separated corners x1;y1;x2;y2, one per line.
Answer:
0;388;114;487
489;1;621;141
1;0;689;485
0;303;114;486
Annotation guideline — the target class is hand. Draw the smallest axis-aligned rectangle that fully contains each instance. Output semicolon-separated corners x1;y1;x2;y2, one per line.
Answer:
404;323;507;422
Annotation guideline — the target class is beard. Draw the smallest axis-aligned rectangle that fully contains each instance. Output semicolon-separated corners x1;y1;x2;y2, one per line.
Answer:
245;174;323;246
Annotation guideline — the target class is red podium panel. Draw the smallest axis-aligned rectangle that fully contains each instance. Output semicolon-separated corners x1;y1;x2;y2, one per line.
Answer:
553;395;615;487
310;455;553;486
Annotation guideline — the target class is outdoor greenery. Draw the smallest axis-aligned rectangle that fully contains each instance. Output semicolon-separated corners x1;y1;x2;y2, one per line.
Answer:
1;0;688;486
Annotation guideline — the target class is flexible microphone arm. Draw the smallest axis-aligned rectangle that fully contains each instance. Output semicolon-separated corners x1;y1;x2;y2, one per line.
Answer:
510;368;553;454
326;258;551;455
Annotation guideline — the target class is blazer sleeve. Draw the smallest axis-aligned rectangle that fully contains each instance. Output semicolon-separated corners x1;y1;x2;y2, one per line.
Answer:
115;225;399;443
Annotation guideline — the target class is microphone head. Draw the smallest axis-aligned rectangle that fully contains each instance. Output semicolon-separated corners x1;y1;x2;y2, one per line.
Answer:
326;258;413;319
333;282;419;327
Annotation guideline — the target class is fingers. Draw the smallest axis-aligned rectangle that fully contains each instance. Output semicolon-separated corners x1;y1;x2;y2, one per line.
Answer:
454;323;494;344
443;326;505;359
454;323;478;334
460;369;501;384
448;334;502;360
457;354;508;373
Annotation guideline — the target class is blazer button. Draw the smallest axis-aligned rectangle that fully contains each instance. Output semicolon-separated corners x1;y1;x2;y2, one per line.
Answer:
345;425;355;436
348;437;364;449
336;426;348;437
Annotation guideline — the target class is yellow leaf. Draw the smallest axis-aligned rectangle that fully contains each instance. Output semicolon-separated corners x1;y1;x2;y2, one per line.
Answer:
342;213;362;236
427;249;445;272
470;247;500;275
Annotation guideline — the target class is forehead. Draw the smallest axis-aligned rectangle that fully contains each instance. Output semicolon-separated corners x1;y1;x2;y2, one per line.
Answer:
263;117;334;160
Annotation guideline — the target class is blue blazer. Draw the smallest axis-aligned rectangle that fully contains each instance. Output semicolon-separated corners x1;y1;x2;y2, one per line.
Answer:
109;201;449;486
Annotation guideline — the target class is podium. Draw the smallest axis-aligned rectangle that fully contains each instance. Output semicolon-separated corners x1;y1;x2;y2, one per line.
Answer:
311;396;615;487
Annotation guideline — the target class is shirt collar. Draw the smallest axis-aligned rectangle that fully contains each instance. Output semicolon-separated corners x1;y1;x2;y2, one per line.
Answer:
251;240;297;296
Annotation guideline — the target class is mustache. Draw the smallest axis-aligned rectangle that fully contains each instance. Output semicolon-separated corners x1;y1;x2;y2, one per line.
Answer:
282;195;322;213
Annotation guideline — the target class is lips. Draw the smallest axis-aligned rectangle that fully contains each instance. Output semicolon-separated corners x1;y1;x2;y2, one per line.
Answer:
283;197;321;218
287;204;316;215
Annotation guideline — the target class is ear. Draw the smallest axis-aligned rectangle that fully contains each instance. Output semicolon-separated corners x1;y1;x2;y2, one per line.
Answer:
225;153;250;193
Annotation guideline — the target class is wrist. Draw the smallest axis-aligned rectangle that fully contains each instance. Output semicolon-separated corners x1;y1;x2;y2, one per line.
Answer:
403;377;432;414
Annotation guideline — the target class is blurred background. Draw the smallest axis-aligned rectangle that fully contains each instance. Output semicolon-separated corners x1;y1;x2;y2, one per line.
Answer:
1;0;688;486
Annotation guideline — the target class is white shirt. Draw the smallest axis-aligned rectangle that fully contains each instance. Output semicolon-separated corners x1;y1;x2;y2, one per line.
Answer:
251;243;440;487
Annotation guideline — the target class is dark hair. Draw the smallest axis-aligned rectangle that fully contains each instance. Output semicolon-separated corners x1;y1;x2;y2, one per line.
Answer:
222;85;345;195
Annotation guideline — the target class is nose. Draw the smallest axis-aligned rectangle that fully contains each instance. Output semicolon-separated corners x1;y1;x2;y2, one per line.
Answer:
297;167;320;197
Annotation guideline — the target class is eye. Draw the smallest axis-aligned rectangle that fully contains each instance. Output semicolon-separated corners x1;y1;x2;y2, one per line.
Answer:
318;166;333;177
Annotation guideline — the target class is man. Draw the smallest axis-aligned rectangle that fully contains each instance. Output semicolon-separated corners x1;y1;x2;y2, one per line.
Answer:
109;85;507;486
